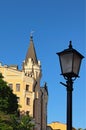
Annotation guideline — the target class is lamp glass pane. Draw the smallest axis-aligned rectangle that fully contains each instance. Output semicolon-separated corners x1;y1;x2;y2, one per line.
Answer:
60;53;73;74
73;53;81;75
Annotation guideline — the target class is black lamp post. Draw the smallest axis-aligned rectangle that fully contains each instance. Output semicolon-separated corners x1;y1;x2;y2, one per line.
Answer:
57;41;84;130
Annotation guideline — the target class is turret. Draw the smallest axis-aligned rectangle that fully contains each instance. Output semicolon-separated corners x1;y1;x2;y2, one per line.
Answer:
22;36;42;79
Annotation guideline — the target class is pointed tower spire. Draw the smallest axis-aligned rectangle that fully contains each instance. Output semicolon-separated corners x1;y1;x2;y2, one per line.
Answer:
25;36;38;64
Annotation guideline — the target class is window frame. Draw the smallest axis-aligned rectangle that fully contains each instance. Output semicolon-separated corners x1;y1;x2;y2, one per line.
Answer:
26;84;29;91
16;83;20;91
26;97;30;105
9;83;13;89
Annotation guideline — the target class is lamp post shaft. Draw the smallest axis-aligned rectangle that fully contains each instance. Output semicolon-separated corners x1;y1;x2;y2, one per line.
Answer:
66;78;73;130
57;42;84;130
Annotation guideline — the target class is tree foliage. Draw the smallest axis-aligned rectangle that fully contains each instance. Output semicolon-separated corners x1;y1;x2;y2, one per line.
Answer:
0;111;35;130
11;114;35;130
0;73;34;130
77;128;86;130
0;111;13;130
0;73;18;113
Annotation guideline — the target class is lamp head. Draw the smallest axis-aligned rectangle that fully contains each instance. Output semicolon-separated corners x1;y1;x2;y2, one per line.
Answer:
57;41;84;78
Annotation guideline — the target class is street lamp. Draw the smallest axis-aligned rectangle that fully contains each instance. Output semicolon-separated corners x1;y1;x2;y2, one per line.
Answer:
57;41;84;130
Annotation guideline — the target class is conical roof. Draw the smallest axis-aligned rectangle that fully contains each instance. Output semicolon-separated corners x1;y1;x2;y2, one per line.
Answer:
25;36;38;64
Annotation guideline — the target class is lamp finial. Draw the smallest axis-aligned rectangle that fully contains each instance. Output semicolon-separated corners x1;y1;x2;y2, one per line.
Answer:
69;41;72;49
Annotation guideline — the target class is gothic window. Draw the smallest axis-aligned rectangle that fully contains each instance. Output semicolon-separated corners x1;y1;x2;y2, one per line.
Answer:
26;98;30;105
16;83;20;91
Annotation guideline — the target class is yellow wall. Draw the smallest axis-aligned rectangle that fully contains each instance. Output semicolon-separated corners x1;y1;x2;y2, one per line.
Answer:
0;65;35;116
48;122;76;130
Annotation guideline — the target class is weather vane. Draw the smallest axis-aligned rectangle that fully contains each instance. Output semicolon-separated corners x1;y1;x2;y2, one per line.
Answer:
30;30;35;37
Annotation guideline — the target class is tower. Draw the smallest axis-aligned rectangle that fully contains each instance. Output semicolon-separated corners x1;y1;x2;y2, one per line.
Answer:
23;36;43;130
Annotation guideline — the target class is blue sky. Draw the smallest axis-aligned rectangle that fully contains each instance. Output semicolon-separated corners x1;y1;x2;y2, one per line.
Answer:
0;0;86;129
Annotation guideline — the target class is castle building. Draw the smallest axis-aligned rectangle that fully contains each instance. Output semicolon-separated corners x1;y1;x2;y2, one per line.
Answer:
0;36;48;130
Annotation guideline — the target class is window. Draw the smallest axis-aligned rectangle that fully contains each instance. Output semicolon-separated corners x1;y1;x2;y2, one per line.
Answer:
26;98;30;105
16;84;20;91
26;111;29;115
17;97;20;103
26;84;29;91
9;83;13;89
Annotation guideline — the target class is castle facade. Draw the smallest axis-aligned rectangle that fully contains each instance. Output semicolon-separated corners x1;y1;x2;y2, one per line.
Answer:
0;36;48;130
